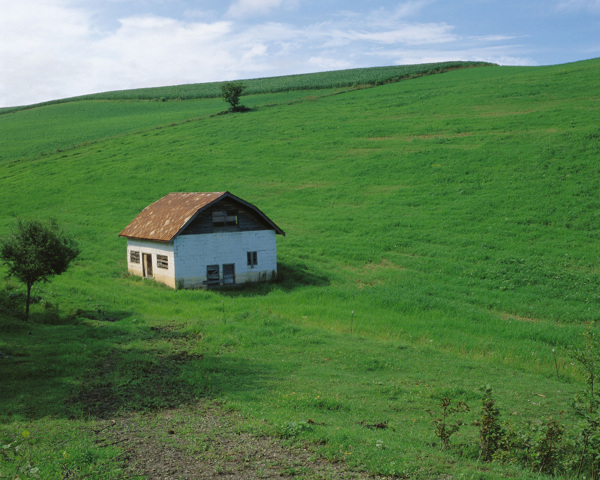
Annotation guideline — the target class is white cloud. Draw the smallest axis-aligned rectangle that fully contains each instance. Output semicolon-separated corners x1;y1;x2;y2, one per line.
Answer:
471;35;520;42
366;0;433;25
347;23;457;45
307;56;355;71
556;0;600;11
226;0;285;18
91;16;236;84
381;46;536;67
0;1;95;106
0;1;546;107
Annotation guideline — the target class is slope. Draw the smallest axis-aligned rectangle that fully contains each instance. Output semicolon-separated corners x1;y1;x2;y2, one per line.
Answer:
1;59;599;479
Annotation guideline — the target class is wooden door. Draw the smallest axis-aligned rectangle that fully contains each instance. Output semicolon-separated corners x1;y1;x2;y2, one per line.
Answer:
143;253;153;278
223;264;235;285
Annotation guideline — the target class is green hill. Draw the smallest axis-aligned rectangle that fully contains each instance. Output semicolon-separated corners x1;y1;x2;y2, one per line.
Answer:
1;59;599;479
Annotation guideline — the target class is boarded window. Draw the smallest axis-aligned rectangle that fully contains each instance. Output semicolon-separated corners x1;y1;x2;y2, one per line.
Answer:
247;251;258;267
212;210;238;227
207;265;220;286
157;254;169;269
130;250;140;264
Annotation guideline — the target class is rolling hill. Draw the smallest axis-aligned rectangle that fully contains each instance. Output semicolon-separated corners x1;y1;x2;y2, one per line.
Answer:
1;58;599;479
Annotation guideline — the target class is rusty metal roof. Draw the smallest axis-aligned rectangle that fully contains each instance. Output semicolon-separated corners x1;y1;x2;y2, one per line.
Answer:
119;192;284;242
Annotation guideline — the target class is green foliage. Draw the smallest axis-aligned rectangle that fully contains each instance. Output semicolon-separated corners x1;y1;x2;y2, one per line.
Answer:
531;416;565;476
494;416;566;476
0;430;39;478
277;421;313;439
426;397;470;450
571;411;600;479
0;219;79;320
569;325;600;479
221;81;246;111
571;324;600;413
474;386;504;462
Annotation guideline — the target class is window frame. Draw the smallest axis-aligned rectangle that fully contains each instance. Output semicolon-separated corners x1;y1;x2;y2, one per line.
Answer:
130;250;140;264
247;251;258;267
156;254;169;269
212;209;238;228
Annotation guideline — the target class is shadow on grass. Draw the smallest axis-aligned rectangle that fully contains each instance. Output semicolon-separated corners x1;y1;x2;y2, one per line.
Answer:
217;261;330;298
0;303;270;421
71;345;268;420
0;288;132;325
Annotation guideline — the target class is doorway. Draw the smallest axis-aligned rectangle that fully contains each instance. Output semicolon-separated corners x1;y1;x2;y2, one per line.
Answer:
223;264;235;285
142;253;153;278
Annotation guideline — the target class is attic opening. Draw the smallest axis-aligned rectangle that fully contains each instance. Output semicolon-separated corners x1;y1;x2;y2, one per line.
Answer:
212;209;238;228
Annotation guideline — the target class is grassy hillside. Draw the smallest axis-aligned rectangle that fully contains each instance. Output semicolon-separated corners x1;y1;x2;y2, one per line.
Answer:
0;61;491;113
1;58;599;479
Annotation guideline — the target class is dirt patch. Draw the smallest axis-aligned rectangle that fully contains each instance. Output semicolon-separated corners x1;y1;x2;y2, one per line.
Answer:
499;312;540;323
94;403;385;479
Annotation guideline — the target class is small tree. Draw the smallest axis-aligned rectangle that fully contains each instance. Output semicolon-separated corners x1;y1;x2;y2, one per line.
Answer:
426;396;470;451
474;386;505;461
0;219;79;321
221;81;246;111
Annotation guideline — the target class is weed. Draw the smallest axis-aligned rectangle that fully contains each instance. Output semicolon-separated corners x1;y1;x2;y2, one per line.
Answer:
0;430;40;478
530;416;565;476
571;324;600;413
277;421;313;439
473;386;504;462
426;397;470;451
569;324;600;478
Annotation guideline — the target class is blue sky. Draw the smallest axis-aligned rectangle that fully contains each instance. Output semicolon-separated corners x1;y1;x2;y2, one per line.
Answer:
1;0;599;107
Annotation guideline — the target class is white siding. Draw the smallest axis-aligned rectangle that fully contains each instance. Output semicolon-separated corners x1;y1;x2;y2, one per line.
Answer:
126;239;176;288
173;230;277;288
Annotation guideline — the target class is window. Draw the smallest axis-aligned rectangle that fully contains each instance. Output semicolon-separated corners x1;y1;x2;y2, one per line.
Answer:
130;250;140;264
207;265;220;286
156;254;168;269
212;210;238;227
247;251;258;267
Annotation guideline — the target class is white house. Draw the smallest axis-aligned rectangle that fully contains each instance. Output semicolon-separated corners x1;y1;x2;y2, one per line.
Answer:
119;192;285;289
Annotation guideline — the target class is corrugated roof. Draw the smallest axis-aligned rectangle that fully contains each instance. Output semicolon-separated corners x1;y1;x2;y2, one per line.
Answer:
119;192;284;242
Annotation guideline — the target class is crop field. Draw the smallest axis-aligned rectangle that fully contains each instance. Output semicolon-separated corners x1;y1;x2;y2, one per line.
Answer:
1;58;599;479
0;61;491;112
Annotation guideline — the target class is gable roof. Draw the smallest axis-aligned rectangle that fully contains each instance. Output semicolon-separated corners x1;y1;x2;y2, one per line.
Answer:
119;192;285;243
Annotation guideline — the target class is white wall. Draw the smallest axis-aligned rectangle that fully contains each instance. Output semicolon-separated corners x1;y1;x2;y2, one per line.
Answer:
173;230;277;288
126;239;176;288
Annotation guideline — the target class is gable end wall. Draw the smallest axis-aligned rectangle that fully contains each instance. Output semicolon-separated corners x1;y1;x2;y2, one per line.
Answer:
126;239;176;288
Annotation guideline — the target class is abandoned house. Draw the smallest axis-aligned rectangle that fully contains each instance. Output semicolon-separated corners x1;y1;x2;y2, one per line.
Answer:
119;192;285;289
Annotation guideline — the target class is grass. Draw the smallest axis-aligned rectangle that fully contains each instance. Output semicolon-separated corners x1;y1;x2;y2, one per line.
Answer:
1;58;599;478
0;61;492;112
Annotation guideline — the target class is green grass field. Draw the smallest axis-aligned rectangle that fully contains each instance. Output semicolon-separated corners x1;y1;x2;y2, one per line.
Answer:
1;58;599;479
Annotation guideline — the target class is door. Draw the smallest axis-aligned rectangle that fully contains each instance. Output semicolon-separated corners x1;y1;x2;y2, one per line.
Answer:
223;264;235;285
142;253;153;278
207;264;220;286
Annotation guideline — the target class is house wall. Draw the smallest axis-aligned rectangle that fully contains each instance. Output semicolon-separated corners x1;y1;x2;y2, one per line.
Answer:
126;239;176;288
173;230;277;289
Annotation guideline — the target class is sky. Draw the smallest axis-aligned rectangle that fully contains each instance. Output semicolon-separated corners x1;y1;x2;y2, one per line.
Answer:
1;0;599;108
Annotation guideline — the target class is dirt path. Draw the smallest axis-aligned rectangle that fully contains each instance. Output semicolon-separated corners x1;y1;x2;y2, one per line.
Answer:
94;403;383;479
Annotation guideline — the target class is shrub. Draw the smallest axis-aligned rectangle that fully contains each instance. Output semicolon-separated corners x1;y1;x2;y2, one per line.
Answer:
473;386;505;462
426;397;470;451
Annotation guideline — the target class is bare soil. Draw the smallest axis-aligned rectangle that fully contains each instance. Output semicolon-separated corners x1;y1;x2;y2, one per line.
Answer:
94;403;386;479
